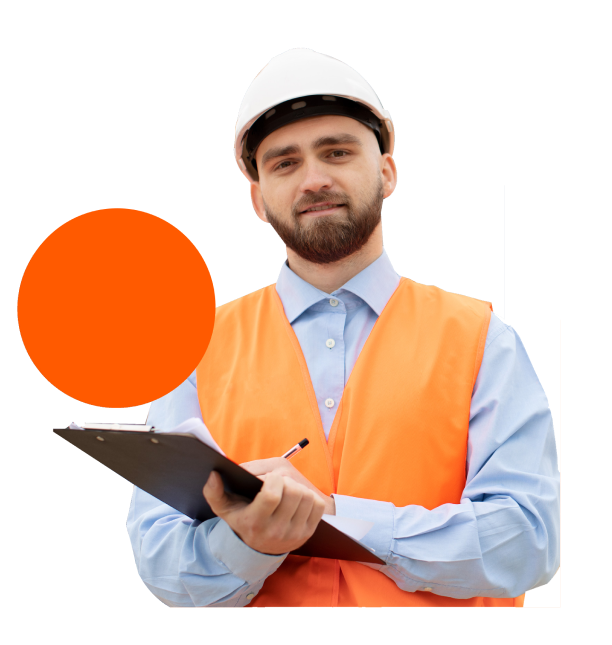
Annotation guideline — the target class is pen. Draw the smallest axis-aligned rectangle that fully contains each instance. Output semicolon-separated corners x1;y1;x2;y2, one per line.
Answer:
281;438;309;460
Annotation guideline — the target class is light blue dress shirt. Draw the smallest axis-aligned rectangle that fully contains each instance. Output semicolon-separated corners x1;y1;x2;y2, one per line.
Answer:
127;251;560;606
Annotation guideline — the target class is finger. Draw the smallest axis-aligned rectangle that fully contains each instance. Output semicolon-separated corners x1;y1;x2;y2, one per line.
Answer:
249;471;284;518
287;488;316;527
305;494;326;534
203;471;228;515
270;476;304;524
240;458;285;476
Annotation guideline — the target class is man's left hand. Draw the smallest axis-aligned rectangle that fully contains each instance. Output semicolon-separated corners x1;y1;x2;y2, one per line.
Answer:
241;458;336;516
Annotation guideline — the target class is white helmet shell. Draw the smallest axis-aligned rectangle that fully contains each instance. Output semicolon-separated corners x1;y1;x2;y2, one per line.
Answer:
235;48;394;182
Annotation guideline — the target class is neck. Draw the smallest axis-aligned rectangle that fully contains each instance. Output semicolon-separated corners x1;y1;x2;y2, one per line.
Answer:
286;223;383;293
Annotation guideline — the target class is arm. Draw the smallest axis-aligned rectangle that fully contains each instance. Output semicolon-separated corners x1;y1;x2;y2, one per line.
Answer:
331;314;560;599
127;487;286;606
250;314;561;599
126;371;287;607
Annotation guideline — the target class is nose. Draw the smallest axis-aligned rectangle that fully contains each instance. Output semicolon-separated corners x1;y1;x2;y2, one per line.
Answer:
297;158;334;195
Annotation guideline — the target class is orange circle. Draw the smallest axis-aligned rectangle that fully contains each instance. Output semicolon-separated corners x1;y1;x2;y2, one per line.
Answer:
18;208;215;407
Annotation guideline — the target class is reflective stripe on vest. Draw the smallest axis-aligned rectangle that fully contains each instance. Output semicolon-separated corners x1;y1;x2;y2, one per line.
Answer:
196;277;525;607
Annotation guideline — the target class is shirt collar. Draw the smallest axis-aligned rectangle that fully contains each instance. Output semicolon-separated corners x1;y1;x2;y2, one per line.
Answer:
275;249;400;323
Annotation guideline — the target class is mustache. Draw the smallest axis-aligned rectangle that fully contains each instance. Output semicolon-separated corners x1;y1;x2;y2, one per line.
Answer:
292;192;350;217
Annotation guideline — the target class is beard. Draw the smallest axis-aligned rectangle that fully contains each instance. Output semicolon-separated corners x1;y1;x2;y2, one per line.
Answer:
263;177;384;265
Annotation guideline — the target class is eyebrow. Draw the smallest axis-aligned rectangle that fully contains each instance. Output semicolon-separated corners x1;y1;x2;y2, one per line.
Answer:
260;133;363;167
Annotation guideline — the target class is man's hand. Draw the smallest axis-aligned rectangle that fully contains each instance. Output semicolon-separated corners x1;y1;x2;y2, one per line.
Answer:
241;458;336;516
203;470;326;555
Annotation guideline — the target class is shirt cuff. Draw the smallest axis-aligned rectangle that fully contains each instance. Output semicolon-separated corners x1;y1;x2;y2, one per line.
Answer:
332;494;394;561
208;519;287;584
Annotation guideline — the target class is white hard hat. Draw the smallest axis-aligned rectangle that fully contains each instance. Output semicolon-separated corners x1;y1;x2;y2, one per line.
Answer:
235;48;395;182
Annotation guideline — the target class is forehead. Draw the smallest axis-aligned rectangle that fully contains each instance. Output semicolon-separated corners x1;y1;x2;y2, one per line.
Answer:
255;114;377;161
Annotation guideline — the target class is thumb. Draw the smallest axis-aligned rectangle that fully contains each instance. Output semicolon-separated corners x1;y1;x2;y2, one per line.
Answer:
203;471;226;512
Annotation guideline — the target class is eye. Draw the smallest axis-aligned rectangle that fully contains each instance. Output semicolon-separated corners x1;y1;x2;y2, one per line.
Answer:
275;160;293;171
329;150;348;158
274;150;350;172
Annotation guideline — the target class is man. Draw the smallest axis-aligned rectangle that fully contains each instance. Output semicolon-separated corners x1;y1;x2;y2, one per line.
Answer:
127;49;560;607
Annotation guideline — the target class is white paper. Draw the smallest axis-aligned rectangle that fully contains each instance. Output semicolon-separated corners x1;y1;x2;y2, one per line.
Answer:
157;417;226;456
69;418;226;456
69;422;152;431
321;514;374;542
83;421;153;432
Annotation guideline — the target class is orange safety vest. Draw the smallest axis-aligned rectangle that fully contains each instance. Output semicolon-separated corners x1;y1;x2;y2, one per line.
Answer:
196;277;525;607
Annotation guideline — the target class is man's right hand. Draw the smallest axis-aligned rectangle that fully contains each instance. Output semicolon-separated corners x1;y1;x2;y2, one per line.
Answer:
203;470;326;555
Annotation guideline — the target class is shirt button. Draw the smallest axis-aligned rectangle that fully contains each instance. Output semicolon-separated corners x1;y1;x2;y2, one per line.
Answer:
325;398;335;408
329;298;339;307
246;593;255;600
423;587;433;592
326;338;335;348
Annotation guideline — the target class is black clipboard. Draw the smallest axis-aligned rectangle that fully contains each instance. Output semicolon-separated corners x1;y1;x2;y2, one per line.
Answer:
54;427;384;564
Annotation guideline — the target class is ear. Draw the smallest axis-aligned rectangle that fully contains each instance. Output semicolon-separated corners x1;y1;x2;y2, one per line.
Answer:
380;153;397;199
250;182;269;222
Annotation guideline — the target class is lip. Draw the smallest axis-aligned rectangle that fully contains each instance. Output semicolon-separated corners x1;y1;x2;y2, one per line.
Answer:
302;202;336;213
299;202;345;217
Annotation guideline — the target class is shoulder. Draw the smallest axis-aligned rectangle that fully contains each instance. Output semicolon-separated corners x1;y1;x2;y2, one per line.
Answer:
216;284;275;312
404;276;491;316
485;311;520;351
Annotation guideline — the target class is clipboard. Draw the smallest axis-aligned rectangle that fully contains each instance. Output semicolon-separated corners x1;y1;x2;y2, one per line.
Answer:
54;427;385;564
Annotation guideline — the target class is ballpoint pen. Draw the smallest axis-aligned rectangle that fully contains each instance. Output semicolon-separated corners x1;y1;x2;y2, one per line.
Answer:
281;438;309;460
